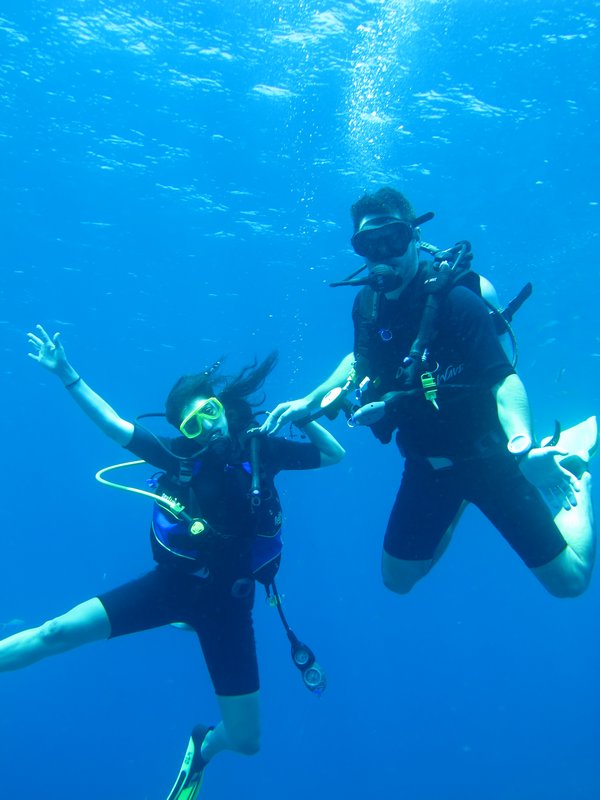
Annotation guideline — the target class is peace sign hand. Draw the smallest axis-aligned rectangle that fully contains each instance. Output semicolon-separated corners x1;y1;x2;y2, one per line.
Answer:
27;324;68;374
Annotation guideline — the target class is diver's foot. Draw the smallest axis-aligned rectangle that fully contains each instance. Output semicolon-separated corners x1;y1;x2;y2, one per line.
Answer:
166;724;213;800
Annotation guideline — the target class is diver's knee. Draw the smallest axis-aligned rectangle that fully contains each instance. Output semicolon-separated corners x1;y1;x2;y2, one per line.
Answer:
38;618;71;650
381;554;430;595
382;572;416;595
544;570;591;598
534;554;592;598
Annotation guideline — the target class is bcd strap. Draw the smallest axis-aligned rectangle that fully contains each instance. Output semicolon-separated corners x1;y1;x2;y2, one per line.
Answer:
177;459;194;486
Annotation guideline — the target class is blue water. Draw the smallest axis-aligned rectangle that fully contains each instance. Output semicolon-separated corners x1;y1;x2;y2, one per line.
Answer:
1;1;599;798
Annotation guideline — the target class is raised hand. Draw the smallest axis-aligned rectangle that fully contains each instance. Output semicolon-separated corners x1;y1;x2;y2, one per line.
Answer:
27;324;79;389
27;324;67;373
259;399;310;435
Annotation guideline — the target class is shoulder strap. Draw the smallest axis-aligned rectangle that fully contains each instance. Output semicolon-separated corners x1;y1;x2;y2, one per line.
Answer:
356;285;380;323
177;459;196;486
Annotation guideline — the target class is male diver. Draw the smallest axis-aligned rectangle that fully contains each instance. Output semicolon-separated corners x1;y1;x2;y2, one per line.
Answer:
262;186;596;598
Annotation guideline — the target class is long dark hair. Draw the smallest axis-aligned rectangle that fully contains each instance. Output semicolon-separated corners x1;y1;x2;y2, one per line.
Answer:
165;352;278;437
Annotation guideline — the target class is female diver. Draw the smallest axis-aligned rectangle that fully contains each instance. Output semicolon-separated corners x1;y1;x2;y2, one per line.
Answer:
0;324;344;798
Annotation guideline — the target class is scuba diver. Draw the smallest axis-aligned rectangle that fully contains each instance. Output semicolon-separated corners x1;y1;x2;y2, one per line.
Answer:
1;324;345;799
262;186;596;599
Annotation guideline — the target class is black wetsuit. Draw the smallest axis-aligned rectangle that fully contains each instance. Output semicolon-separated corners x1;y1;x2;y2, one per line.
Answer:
352;278;567;568
98;424;320;696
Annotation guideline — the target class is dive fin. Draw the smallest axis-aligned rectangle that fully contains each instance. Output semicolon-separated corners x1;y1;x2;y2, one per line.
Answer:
166;725;212;800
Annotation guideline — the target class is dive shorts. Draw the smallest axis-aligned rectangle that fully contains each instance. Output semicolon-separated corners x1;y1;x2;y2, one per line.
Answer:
383;453;567;568
98;567;258;696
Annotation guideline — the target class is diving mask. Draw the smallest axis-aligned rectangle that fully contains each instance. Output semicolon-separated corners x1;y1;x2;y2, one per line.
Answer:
351;216;415;262
179;397;224;439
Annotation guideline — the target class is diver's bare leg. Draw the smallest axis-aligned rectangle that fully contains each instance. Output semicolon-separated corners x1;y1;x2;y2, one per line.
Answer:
381;501;468;594
533;471;595;597
0;597;110;671
201;691;261;760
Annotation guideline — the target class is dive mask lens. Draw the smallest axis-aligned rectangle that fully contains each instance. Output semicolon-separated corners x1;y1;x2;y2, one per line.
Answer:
351;219;414;261
179;397;224;439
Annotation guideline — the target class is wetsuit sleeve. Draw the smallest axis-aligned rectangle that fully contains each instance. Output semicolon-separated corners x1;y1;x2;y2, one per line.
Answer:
262;436;321;474
124;423;180;472
447;286;515;388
